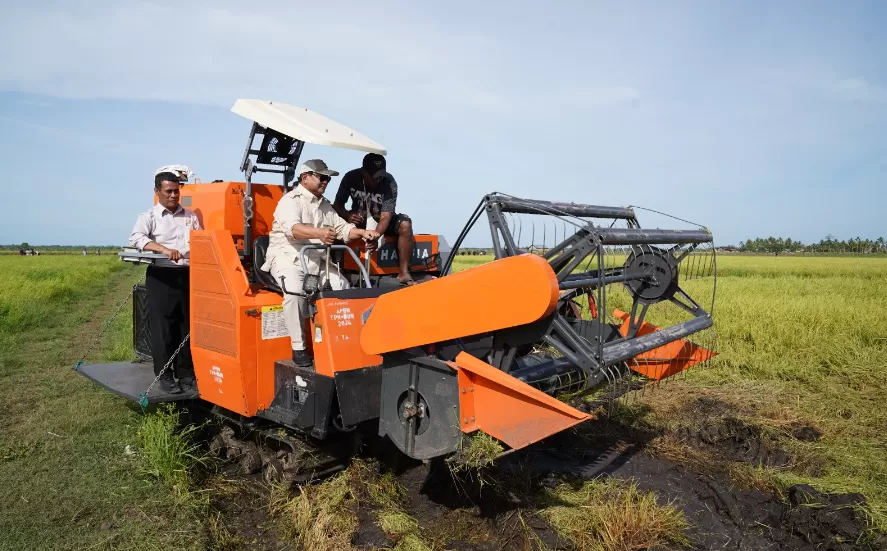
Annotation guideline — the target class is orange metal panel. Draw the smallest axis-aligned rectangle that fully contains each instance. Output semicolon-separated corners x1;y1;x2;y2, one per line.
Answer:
361;255;560;355
190;231;250;414
190;230;293;416
449;352;589;451
311;297;383;377
613;309;716;380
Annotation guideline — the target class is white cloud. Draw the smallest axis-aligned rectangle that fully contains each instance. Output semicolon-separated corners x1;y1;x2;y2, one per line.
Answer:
0;1;514;116
826;77;887;104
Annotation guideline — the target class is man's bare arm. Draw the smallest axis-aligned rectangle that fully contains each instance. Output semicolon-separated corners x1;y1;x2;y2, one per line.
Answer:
348;228;379;241
332;201;350;220
143;241;183;261
375;211;393;235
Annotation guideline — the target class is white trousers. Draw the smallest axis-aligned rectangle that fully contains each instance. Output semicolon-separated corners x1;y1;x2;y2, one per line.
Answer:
268;257;350;350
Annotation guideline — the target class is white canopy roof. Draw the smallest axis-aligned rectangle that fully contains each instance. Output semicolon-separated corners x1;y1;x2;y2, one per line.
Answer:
231;99;386;155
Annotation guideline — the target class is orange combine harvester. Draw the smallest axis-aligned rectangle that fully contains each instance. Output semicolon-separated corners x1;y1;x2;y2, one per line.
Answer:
78;99;716;474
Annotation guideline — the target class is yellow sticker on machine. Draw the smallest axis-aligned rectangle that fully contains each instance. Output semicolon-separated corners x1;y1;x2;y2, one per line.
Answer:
261;305;288;340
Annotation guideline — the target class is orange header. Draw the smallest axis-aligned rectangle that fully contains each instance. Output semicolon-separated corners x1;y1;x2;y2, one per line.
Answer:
360;254;559;355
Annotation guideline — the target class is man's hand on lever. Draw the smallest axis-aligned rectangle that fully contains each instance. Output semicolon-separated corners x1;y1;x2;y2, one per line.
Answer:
358;229;380;251
317;227;338;246
144;241;183;261
162;247;183;262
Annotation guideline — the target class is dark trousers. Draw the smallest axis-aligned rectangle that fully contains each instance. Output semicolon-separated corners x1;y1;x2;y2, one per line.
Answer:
145;266;194;378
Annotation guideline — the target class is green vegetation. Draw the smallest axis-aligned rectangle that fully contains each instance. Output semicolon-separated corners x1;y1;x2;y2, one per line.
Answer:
739;235;886;254
540;479;690;551
645;255;887;530
1;252;885;549
0;256;205;550
137;404;207;498
452;254;887;532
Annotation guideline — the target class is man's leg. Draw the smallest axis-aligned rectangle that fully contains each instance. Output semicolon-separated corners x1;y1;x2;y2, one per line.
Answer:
145;266;182;393
173;269;196;387
270;261;311;366
390;215;415;285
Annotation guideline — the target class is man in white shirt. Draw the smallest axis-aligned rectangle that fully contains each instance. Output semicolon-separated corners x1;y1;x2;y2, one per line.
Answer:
261;159;379;367
129;166;201;394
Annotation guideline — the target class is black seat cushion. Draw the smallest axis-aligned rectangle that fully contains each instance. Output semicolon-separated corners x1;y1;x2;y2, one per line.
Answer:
253;236;281;293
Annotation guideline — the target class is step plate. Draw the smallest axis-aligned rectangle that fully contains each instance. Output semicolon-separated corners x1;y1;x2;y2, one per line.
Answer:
78;361;199;403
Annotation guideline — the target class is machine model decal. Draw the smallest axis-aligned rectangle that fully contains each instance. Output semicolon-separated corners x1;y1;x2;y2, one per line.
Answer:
261;305;289;340
376;242;433;268
210;365;224;385
331;306;355;328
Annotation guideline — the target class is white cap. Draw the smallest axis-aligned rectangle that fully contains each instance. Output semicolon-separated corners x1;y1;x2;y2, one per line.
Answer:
154;164;193;182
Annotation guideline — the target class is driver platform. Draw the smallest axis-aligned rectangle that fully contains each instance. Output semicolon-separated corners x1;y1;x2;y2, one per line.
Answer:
78;361;199;403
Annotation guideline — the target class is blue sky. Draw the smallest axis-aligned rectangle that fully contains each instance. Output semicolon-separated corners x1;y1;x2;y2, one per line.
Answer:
1;1;885;247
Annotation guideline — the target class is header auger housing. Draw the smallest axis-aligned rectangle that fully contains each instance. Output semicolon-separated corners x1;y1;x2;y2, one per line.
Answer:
78;100;716;477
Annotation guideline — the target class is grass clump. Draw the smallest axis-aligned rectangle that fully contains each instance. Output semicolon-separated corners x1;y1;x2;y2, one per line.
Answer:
137;403;206;497
540;478;690;551
205;511;247;550
451;431;504;471
269;470;358;551
379;510;420;537
394;533;433;551
353;460;429;546
269;459;430;551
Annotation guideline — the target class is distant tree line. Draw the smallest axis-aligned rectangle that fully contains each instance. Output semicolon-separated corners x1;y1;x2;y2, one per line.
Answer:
0;243;122;251
738;235;887;254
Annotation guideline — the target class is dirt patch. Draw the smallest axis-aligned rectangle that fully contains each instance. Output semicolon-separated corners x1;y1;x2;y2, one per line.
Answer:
356;457;564;550
676;416;794;468
206;477;287;550
188;409;882;551
791;424;823;442
784;484;877;550
499;410;885;551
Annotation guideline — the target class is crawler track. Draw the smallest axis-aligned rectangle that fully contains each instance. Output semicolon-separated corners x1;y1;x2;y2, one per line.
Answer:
202;405;361;486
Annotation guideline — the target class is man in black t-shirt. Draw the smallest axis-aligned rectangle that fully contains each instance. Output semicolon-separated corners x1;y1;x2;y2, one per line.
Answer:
333;153;416;285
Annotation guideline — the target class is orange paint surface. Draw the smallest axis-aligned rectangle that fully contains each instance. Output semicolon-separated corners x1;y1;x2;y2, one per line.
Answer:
613;309;716;380
361;255;560;355
312;297;383;377
449;352;589;451
189;230;290;415
158;181;284;251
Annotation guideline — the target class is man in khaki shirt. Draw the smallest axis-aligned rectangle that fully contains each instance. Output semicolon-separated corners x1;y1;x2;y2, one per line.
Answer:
261;159;379;366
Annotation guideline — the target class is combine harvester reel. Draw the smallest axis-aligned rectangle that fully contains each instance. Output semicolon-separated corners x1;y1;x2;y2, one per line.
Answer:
364;193;718;460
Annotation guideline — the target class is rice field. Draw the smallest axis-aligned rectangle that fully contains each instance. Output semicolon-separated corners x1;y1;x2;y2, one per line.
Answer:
0;252;885;548
0;255;140;362
456;253;887;527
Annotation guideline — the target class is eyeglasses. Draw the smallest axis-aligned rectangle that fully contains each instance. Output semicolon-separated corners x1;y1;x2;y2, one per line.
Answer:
306;171;331;184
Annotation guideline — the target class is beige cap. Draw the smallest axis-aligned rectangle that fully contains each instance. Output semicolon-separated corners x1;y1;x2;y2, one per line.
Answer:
297;159;339;177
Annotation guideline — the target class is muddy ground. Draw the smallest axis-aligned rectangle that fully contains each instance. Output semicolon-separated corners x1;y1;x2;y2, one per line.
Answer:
206;398;885;550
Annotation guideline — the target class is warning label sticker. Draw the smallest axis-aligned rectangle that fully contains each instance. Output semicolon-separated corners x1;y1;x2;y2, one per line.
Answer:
261;305;289;340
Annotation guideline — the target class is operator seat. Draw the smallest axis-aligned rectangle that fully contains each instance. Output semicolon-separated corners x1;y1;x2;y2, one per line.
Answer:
252;236;281;293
